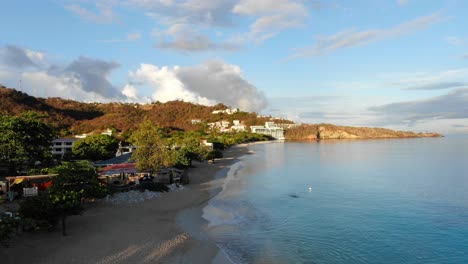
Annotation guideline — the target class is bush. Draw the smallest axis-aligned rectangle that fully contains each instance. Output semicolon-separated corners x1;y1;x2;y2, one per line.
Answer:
18;195;57;230
0;214;20;246
206;150;223;161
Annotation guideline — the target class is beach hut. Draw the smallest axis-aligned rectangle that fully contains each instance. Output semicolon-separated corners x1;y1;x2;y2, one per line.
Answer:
100;163;137;176
4;174;58;201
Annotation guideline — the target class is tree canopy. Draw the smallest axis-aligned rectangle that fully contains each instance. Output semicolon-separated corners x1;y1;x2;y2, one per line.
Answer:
72;134;118;161
129;120;175;173
0;112;56;175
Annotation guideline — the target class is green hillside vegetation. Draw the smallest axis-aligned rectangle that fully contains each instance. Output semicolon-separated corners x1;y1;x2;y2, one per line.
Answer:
0;86;287;137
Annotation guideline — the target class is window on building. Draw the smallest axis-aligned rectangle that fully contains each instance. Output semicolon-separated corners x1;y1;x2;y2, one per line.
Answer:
55;148;62;152
65;142;73;146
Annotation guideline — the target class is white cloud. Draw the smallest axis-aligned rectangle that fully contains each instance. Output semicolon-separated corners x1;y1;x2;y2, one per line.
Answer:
121;84;141;100
233;0;308;43
70;0;310;52
0;45;126;102
128;63;216;105
285;12;443;61
127;61;268;112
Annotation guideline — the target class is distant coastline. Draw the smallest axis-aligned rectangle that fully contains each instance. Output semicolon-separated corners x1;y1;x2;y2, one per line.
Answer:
285;124;442;140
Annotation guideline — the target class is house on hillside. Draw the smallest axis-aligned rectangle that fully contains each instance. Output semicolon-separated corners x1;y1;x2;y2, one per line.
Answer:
51;137;79;158
231;120;246;131
212;108;239;115
116;142;137;157
208;120;231;132
250;122;285;140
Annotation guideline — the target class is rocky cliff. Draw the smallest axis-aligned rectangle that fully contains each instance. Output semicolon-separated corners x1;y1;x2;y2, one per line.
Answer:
285;124;442;140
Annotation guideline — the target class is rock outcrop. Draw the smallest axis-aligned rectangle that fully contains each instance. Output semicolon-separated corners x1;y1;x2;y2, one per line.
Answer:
285;124;442;140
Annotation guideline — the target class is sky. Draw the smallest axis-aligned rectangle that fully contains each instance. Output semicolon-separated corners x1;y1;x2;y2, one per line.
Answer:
1;0;467;134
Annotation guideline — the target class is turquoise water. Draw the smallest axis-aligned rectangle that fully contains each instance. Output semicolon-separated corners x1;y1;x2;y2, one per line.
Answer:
203;137;468;264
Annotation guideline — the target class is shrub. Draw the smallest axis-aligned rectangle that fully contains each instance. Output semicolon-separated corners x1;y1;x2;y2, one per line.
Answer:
0;214;20;246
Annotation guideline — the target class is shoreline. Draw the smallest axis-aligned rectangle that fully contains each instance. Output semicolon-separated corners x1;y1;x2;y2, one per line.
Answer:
0;145;252;264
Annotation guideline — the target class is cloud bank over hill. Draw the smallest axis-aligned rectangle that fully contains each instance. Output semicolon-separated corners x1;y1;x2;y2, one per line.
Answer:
125;61;268;112
0;45;267;112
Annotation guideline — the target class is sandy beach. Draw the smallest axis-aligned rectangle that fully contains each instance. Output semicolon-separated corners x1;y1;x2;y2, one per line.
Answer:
0;145;250;264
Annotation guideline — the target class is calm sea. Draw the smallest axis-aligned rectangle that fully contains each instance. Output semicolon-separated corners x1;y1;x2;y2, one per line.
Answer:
203;136;468;264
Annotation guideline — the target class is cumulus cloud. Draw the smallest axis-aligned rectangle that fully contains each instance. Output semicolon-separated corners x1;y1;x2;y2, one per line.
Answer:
285;12;443;61
0;45;41;69
369;88;468;125
63;56;122;98
127;61;267;112
0;45;124;102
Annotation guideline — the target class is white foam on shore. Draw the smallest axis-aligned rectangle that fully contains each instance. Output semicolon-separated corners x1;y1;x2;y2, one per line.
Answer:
202;154;257;264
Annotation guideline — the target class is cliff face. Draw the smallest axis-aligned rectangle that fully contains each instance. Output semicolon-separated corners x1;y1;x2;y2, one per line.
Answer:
285;124;442;140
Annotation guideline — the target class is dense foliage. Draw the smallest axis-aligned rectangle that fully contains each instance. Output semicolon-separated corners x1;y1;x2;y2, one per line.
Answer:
19;191;83;236
129;120;177;172
72;134;119;161
0;112;56;176
51;161;108;199
19;161;103;236
0;86;290;136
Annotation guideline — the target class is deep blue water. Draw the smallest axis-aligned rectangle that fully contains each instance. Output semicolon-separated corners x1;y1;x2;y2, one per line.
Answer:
203;136;468;264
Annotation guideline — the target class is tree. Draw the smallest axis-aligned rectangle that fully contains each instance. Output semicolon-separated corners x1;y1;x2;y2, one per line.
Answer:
0;112;56;175
49;190;83;236
171;135;209;168
72;134;118;161
129;120;174;173
19;190;83;236
51;161;107;199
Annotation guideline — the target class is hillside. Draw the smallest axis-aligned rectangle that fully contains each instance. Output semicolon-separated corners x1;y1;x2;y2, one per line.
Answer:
0;86;285;136
0;86;442;139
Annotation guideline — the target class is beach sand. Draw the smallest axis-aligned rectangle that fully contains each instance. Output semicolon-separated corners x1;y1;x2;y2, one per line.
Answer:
0;146;249;264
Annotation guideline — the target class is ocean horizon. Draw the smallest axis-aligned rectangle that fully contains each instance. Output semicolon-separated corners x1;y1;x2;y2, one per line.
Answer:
203;136;468;264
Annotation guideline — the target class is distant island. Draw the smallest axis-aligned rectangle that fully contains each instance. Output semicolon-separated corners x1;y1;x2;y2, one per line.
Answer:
0;86;442;139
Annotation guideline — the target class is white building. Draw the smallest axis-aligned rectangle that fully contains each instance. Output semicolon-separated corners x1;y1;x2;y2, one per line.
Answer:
231;120;246;132
191;119;202;124
101;128;113;136
116;142;137;157
250;122;285;140
75;133;88;139
208;120;231;132
51;137;79;157
201;139;214;150
212;108;239;115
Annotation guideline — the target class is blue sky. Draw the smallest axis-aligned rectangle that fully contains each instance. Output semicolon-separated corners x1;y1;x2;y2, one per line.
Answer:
1;0;467;134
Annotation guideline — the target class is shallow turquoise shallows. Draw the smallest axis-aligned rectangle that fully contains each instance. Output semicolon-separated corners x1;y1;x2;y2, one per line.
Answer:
203;136;468;264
